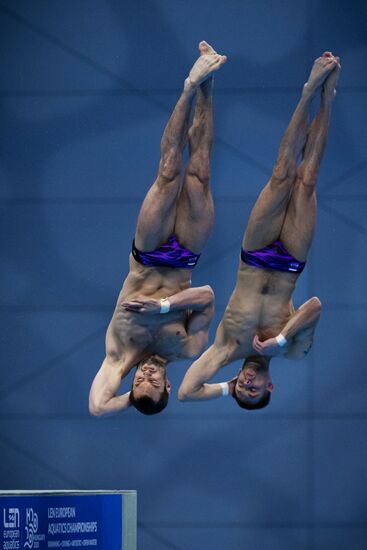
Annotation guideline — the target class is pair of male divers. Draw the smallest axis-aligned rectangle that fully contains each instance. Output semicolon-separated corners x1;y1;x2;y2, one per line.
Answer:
89;41;340;415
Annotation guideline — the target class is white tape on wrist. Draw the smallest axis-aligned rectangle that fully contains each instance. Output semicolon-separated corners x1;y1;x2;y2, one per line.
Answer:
276;333;287;347
160;298;170;314
220;382;229;397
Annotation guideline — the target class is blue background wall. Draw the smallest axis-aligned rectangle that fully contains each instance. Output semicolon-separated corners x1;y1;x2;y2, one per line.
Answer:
1;1;366;548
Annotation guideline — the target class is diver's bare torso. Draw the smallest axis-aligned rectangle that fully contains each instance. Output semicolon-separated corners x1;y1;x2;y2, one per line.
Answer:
106;255;194;363
217;262;298;361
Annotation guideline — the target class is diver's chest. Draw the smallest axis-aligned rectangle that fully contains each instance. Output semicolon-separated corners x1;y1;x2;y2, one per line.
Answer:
153;323;187;354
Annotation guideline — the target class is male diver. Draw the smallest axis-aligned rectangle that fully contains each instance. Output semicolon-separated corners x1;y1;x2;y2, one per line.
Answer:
179;52;341;410
89;42;227;416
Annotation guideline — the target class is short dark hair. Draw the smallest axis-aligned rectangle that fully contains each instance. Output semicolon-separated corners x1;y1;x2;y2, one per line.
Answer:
233;390;271;410
129;387;169;415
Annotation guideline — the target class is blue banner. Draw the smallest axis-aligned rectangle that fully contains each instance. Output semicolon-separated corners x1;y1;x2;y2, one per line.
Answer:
1;494;122;550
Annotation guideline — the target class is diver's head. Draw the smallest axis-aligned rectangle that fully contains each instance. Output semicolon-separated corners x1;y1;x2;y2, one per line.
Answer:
129;355;170;415
233;356;273;410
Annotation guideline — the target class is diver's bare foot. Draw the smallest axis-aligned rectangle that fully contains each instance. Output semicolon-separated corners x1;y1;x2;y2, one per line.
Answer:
199;40;217;56
184;41;227;91
303;52;338;97
322;56;341;101
198;41;217;95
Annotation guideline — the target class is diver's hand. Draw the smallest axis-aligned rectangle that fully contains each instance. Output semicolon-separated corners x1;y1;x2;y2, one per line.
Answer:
121;298;160;314
252;334;283;356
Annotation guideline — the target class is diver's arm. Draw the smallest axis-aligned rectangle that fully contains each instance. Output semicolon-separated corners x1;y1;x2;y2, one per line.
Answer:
284;297;321;359
167;285;214;312
89;357;131;416
121;285;214;314
284;325;316;360
281;297;322;341
253;297;322;357
182;295;215;358
178;343;230;401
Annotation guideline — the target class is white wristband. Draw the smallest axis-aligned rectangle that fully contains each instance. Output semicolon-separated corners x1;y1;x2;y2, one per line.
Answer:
160;298;170;314
276;333;287;347
220;382;229;397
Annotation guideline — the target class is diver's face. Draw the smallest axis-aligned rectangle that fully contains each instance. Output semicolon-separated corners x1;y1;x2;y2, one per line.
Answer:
235;364;273;406
132;356;170;401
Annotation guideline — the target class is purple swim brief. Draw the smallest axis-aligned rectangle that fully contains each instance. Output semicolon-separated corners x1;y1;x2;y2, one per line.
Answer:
132;234;200;269
241;240;306;274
